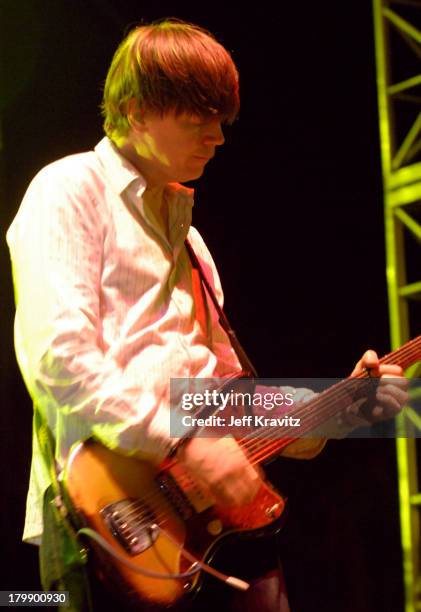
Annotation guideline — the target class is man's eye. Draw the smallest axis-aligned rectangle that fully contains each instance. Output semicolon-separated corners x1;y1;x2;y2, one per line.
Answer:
190;118;207;126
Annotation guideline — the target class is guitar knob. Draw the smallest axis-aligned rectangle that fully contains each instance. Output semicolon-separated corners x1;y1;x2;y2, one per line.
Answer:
265;504;280;518
207;519;223;535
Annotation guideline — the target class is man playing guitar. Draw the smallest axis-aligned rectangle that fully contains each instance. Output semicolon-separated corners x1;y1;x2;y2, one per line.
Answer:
7;19;408;611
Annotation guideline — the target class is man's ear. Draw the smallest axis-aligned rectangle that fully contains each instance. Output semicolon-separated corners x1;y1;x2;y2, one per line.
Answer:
127;99;147;132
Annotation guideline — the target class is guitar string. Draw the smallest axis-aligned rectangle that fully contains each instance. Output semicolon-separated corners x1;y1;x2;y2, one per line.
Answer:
242;374;407;464
108;377;413;531
207;339;415;494
107;341;420;528
97;409;403;537
240;378;365;460
100;340;421;532
104;374;400;531
170;338;420;467
105;431;282;529
241;341;420;463
118;450;247;525
106;378;379;530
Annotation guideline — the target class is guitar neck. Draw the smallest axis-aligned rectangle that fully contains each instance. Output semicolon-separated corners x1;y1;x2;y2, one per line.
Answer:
240;335;421;466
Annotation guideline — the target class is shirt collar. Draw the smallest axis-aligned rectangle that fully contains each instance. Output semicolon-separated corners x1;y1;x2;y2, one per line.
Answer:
94;137;147;197
94;137;195;205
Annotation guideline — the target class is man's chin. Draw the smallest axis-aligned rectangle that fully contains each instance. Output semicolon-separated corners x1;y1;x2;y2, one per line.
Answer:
178;169;205;184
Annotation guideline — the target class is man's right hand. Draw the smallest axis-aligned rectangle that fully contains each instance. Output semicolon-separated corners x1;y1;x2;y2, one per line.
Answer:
176;436;262;507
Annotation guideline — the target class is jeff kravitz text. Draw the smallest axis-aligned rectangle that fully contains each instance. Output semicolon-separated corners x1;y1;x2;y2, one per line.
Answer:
182;414;301;428
177;386;302;434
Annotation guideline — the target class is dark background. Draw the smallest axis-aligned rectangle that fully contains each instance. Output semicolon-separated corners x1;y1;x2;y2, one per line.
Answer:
0;1;410;610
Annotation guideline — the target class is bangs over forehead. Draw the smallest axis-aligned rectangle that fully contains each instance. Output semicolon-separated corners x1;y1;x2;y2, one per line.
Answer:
102;20;240;138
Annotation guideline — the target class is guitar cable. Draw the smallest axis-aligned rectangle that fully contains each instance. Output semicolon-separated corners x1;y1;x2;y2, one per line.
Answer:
78;525;250;591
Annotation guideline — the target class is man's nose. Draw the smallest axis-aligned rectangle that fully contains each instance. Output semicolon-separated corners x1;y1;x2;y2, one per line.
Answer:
203;121;225;146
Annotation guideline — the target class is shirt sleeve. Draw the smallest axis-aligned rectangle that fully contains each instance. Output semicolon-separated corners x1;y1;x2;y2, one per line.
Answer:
7;163;178;464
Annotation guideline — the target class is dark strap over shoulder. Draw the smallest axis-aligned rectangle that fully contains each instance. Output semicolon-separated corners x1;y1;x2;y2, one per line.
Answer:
185;238;258;378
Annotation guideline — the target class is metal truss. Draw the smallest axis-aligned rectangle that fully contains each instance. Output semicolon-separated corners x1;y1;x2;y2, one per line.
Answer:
373;1;421;610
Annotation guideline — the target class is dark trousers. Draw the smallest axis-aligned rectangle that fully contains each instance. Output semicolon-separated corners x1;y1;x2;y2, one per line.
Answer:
188;535;290;612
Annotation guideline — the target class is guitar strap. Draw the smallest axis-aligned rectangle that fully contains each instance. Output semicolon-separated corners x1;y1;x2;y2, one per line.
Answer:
185;238;258;378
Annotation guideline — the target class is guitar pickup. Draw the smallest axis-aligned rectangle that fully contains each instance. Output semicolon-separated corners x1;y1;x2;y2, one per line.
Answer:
160;464;214;515
100;499;159;556
156;471;195;520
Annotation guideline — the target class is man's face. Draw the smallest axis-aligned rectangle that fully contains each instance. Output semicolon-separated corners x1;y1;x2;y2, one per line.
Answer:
130;110;225;185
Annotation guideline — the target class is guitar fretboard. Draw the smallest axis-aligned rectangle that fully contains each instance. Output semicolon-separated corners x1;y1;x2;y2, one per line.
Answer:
239;335;421;466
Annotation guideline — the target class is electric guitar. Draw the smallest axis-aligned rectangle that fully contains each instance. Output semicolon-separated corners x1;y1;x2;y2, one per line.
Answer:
63;336;421;609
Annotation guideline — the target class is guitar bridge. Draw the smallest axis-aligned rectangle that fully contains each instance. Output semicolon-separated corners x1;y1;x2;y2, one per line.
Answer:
100;499;159;556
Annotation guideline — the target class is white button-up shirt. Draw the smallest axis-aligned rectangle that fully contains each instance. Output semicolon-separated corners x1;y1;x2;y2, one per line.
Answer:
7;137;241;542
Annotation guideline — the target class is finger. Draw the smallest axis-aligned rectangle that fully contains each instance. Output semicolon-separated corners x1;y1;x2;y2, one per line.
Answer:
362;349;379;368
213;465;260;506
351;350;379;376
346;398;367;417
343;399;372;426
378;374;408;389
377;365;404;376
372;405;384;418
375;385;408;414
368;394;407;422
371;399;402;419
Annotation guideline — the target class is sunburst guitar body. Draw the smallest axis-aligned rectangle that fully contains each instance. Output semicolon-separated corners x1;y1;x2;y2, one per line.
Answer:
63;439;286;609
